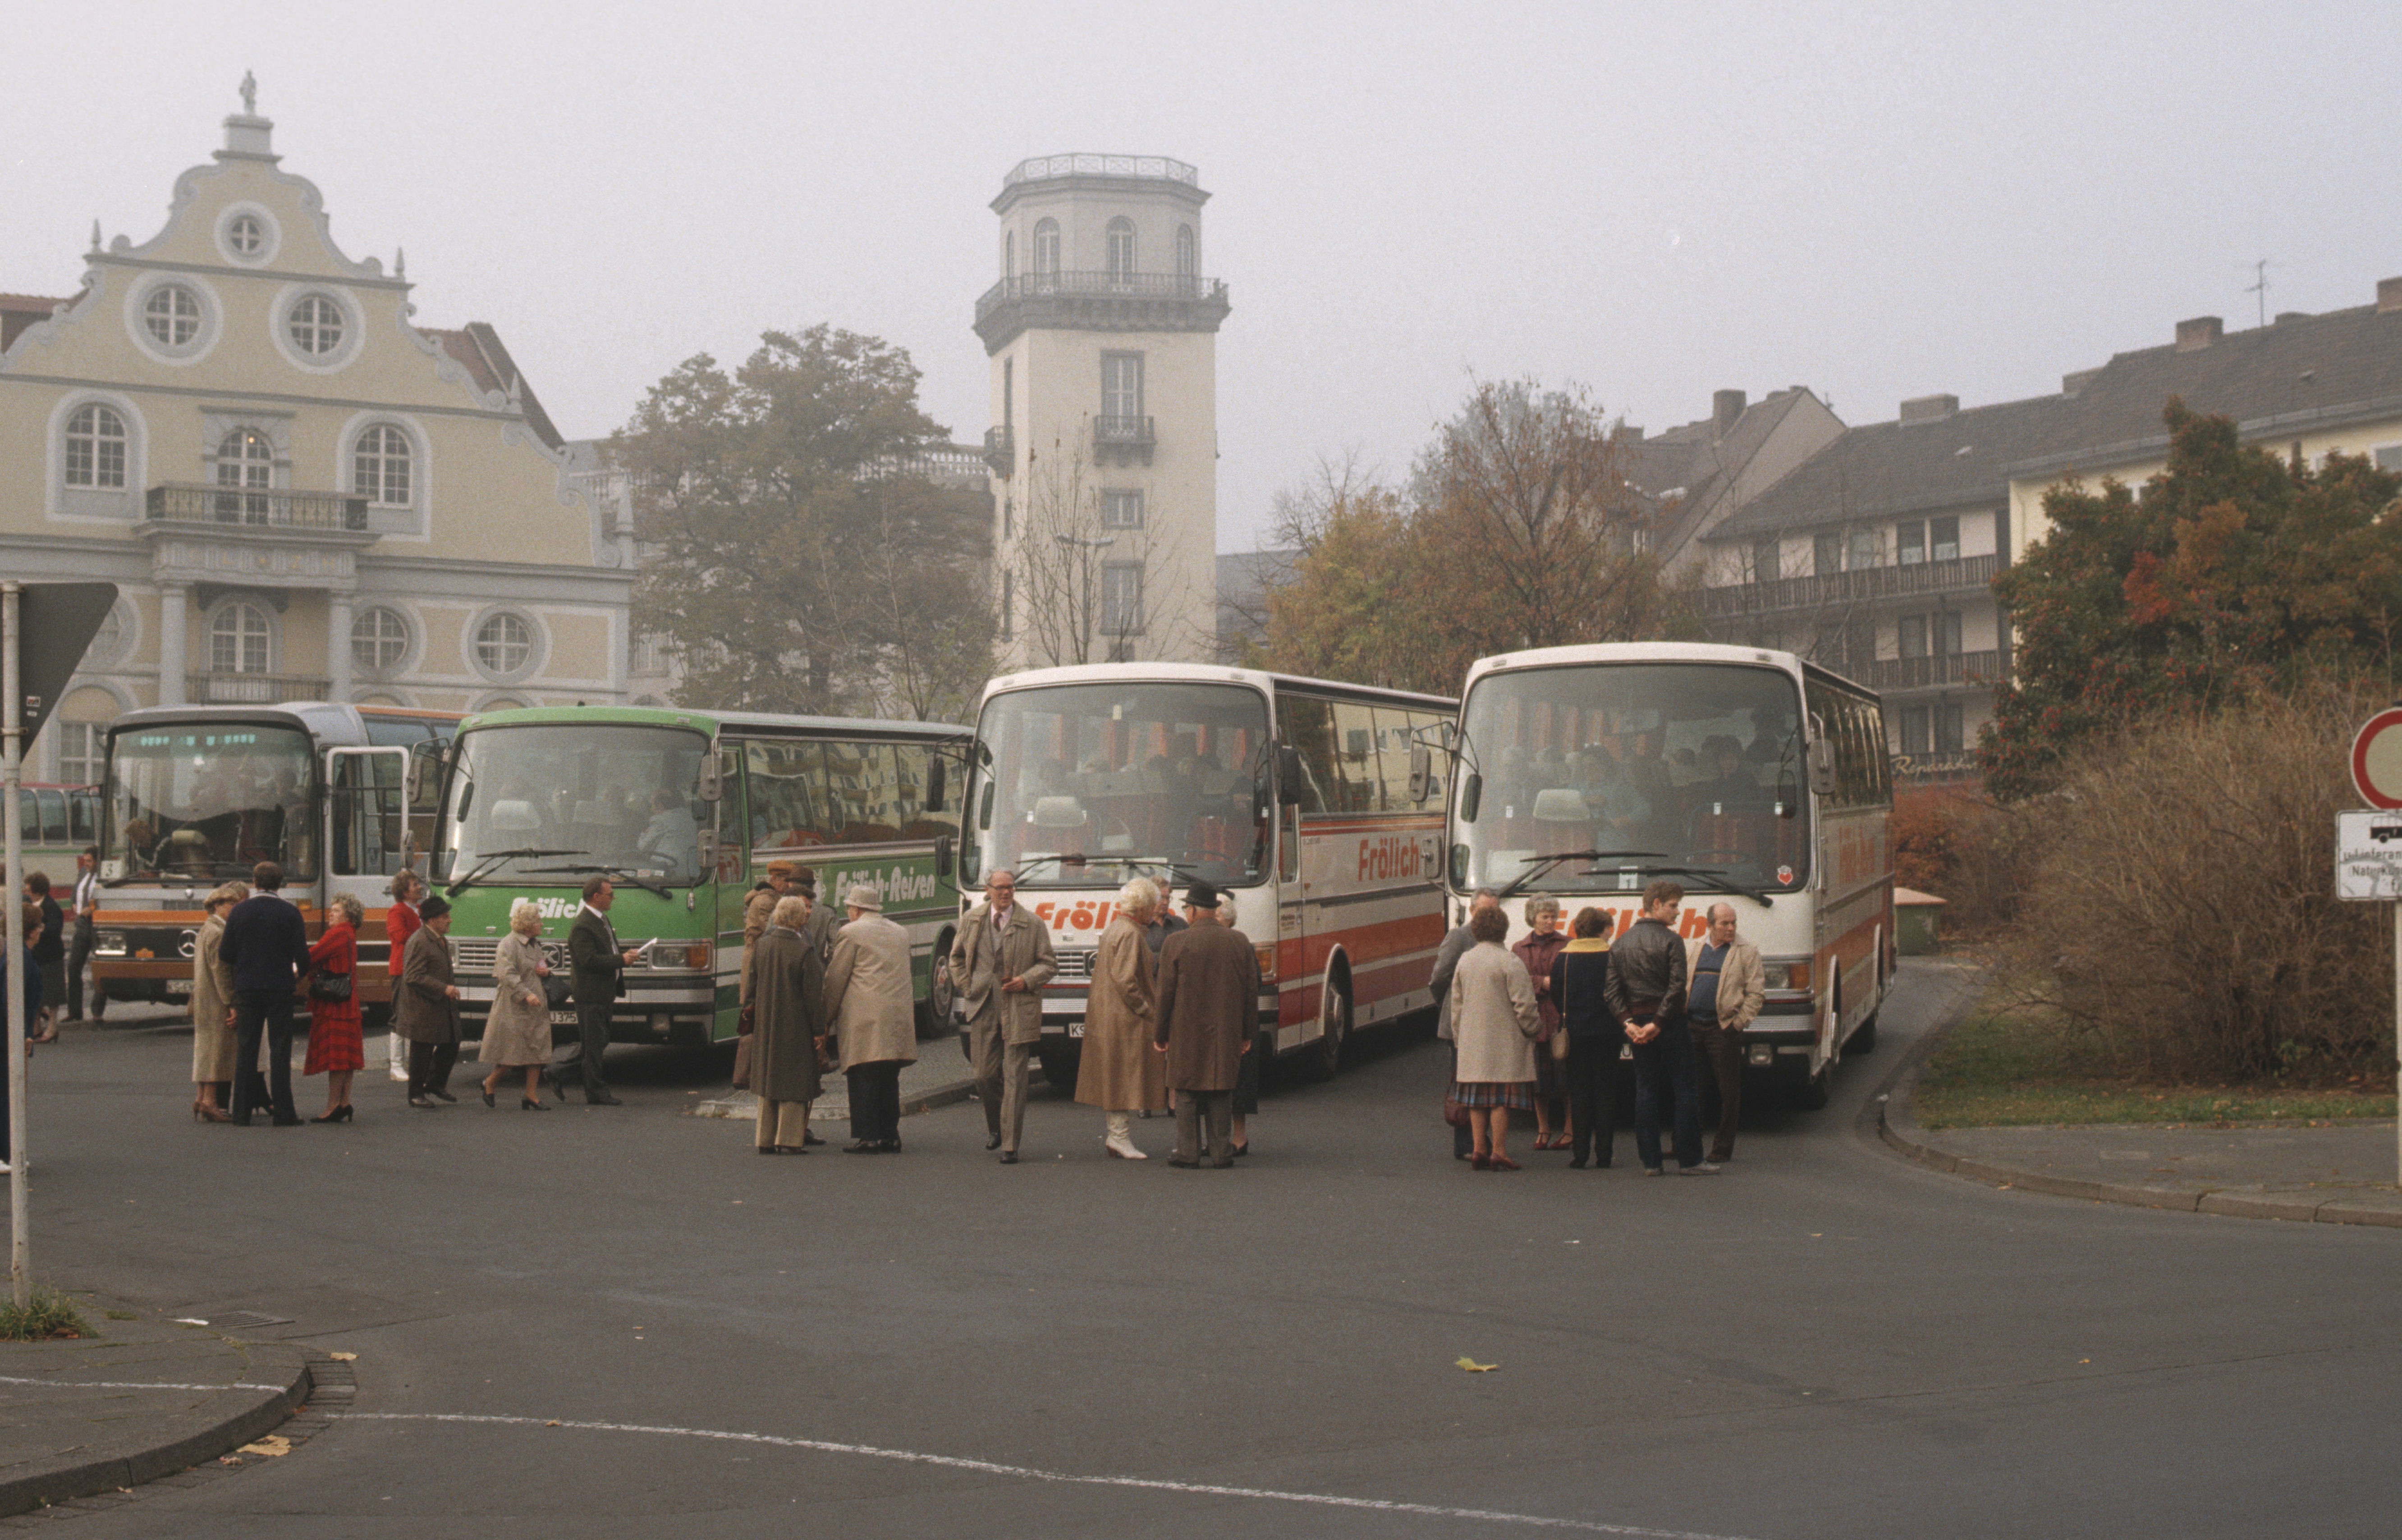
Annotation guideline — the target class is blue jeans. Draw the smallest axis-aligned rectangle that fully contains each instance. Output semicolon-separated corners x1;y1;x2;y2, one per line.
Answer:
1629;1020;1702;1170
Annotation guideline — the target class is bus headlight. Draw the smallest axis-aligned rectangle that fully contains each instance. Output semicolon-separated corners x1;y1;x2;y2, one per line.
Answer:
1785;959;1812;990
1255;944;1277;983
684;942;712;971
94;931;128;957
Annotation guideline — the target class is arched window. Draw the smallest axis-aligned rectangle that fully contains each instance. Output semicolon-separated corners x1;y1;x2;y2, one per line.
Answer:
1105;217;1136;281
475;612;535;678
1004;230;1016;281
214;428;273;522
353;424;413;506
1032;219;1060;281
1175;224;1196;282
352;606;412;675
210;602;270;675
64;405;127;489
287;294;344;356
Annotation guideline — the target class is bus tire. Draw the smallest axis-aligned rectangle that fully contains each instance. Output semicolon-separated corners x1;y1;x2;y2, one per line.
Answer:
1847;1012;1877;1055
1036;1041;1080;1095
1313;977;1351;1078
918;928;958;1040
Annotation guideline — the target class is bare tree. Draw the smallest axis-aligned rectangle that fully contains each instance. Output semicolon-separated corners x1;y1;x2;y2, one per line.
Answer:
1010;430;1196;667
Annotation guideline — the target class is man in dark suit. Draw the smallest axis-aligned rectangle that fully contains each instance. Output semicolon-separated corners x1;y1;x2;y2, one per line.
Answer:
549;875;639;1105
218;860;312;1126
1152;881;1261;1169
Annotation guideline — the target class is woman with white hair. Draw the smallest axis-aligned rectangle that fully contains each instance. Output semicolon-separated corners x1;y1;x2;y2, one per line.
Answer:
303;892;365;1123
750;893;827;1153
1511;892;1572;1150
478;897;556;1109
1073;876;1169;1159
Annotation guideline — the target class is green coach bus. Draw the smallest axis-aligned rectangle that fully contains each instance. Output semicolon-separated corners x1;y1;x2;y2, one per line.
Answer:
427;704;968;1050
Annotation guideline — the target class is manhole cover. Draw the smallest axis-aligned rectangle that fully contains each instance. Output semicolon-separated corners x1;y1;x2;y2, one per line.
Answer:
208;1311;293;1330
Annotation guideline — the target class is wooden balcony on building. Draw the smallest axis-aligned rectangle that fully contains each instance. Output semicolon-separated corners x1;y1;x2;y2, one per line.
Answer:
1701;553;1999;619
1864;649;2003;693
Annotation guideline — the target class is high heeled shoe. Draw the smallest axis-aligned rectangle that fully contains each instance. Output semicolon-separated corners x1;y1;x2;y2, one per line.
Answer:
481;1084;497;1108
193;1099;230;1124
520;1097;549;1111
310;1105;353;1124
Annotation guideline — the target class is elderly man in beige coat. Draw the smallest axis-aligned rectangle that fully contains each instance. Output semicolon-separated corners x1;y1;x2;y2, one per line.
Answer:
950;868;1056;1163
1683;901;1766;1165
825;884;917;1153
1074;876;1169;1160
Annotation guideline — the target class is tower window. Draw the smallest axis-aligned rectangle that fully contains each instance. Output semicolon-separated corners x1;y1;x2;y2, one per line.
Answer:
1105;217;1136;281
1100;562;1144;634
1101;354;1144;420
1175;224;1195;281
1004;229;1016;280
1032;219;1060;279
1101;490;1145;530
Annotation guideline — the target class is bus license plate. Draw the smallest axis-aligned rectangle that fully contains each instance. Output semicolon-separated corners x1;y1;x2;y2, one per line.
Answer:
549;1010;580;1026
1066;1022;1084;1038
166;979;193;996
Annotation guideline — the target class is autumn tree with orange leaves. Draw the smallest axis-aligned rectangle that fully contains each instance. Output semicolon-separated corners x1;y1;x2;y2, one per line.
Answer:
1982;401;2402;798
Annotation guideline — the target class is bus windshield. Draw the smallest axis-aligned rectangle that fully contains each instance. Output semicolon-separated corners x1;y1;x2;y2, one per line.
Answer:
107;723;318;882
440;722;712;887
1453;662;1808;895
966;682;1273;889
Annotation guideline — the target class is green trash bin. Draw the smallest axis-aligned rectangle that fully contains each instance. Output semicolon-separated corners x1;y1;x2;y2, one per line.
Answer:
1894;887;1945;956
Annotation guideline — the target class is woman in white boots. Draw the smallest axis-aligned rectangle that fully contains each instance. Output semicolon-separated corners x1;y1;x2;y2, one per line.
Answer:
1074;877;1169;1158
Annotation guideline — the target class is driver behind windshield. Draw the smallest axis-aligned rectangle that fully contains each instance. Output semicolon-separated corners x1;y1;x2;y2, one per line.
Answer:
639;788;700;875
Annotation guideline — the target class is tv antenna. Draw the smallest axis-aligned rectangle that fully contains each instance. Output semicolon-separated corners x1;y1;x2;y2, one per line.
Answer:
2244;258;2270;328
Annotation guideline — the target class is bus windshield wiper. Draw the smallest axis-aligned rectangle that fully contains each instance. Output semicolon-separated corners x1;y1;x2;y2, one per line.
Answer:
525;863;672;900
1012;853;1195;883
1620;864;1774;909
445;848;582;896
1496;850;1664;900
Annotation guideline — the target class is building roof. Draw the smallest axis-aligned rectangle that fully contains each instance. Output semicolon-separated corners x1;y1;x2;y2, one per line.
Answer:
424;323;565;452
1711;283;2402;542
1622;387;1819;553
0;293;74;352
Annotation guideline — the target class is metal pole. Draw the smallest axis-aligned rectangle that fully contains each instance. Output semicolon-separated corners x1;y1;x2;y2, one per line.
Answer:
3;581;28;1308
2393;901;2401;1192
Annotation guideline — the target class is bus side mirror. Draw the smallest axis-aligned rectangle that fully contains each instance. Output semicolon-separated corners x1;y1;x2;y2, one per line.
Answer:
934;833;954;879
406;740;442;803
1458;772;1483;825
1807;739;1836;797
1407;743;1431;804
1277;745;1303;806
697;755;722;803
926;757;948;813
977;781;995;832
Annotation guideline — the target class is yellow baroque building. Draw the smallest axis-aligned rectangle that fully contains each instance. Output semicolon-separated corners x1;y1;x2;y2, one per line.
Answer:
0;95;629;786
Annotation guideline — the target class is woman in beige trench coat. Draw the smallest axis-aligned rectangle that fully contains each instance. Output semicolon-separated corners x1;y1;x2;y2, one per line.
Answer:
479;898;556;1109
1074;877;1169;1159
189;881;248;1122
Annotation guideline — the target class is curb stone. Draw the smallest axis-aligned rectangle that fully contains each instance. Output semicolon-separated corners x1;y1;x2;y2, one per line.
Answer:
1867;968;2400;1229
0;1344;312;1518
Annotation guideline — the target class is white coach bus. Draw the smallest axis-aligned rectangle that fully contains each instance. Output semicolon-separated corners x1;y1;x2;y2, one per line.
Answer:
1437;643;1893;1108
957;663;1457;1090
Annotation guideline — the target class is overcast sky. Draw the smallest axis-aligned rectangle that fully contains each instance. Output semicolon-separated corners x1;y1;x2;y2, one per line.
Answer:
9;1;2399;552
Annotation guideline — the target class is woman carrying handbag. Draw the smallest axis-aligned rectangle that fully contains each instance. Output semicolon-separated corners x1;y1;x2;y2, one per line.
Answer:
303;893;365;1123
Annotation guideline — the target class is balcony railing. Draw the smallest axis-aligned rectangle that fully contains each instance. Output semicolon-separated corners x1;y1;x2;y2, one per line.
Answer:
983;426;1015;477
147;483;370;532
1702;553;1999;619
1004;154;1199;187
1864;650;2003;692
975;271;1228;327
1093;415;1156;466
187;672;332;705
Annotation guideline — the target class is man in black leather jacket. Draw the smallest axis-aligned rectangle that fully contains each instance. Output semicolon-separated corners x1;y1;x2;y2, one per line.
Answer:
1603;881;1714;1174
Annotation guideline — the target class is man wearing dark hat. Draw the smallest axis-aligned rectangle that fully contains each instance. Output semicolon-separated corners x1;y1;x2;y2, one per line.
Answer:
1151;881;1261;1169
791;865;838;965
740;861;798;1021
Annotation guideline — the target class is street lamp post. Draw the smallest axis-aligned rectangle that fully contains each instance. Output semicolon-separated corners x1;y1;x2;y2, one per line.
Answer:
1054;533;1114;663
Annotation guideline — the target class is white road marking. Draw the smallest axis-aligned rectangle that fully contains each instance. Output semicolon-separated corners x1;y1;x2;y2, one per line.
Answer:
0;1376;285;1392
351;1411;1761;1538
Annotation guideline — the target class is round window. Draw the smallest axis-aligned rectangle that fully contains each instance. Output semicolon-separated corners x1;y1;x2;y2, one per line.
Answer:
352;607;412;674
227;215;266;257
288;295;345;356
474;612;535;678
143;285;202;348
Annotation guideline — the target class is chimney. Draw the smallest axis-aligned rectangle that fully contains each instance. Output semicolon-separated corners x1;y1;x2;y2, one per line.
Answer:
2174;315;2223;352
2379;277;2402;315
1898;393;1959;425
2061;368;2101;398
1712;388;1746;437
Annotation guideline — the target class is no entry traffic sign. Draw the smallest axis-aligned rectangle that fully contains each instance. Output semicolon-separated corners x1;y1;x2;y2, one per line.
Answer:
2351;708;2402;809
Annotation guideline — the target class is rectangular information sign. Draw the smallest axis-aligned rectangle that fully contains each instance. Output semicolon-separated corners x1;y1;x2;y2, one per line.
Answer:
2334;810;2402;900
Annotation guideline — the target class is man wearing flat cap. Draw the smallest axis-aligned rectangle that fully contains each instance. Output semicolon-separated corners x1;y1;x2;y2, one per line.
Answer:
824;884;917;1152
1152;880;1261;1168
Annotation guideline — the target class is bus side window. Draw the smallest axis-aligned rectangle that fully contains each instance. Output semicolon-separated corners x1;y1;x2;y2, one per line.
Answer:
1277;695;1336;815
1331;701;1380;812
892;741;948;840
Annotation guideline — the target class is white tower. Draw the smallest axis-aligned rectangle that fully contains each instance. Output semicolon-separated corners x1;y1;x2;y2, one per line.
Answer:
976;154;1229;670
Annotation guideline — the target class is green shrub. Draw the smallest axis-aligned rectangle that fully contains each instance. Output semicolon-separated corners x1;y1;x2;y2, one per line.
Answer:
0;1286;94;1342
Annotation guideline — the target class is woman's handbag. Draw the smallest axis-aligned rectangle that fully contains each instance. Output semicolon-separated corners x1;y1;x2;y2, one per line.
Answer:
731;1033;753;1091
544;974;575;1011
1549;1027;1570;1062
307;970;353;1004
1442;1091;1471;1129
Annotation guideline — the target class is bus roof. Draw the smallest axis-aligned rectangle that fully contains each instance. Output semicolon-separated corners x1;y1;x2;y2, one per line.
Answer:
105;700;459;749
458;703;968;740
1461;642;1876;702
980;660;1456;712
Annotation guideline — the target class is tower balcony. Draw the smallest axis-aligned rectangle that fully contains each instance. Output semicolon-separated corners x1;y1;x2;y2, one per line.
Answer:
1093;415;1156;467
984;426;1015;477
973;270;1230;352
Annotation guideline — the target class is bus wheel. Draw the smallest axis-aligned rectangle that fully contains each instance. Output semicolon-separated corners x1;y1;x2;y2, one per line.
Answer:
1848;1013;1878;1055
1036;1041;1081;1095
918;930;958;1039
1313;979;1351;1077
1791;1069;1831;1111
